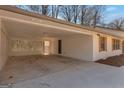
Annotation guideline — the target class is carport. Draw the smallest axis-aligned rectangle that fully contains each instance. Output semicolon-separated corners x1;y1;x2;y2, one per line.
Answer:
0;6;93;85
2;17;93;59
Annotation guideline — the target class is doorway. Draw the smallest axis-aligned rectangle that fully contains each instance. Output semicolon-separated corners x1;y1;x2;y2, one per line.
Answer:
43;40;50;55
58;40;62;54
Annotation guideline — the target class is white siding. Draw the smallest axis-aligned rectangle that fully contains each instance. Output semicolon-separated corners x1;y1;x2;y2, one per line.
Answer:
93;34;123;61
61;35;93;61
9;37;58;56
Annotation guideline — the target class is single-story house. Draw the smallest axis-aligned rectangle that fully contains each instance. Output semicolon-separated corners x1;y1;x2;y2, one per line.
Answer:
0;6;124;71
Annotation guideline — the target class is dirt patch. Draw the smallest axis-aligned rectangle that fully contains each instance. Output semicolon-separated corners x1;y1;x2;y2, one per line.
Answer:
96;54;124;67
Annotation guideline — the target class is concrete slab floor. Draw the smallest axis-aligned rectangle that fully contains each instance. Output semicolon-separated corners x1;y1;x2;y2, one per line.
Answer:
0;55;124;88
0;55;82;86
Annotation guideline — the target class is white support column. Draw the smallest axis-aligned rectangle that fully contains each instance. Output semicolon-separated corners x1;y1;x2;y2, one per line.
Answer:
0;18;2;71
0;18;9;72
0;18;8;72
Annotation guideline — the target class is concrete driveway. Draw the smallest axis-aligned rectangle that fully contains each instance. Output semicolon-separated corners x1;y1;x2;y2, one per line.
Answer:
0;55;124;88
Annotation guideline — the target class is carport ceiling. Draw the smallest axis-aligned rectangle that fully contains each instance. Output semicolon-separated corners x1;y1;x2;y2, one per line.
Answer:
2;19;80;39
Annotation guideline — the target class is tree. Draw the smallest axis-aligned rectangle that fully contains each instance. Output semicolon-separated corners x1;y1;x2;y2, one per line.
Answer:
50;5;61;18
90;5;106;28
108;18;124;30
72;5;80;23
28;5;41;13
28;5;49;15
79;5;88;25
16;5;107;28
41;5;49;15
60;5;74;22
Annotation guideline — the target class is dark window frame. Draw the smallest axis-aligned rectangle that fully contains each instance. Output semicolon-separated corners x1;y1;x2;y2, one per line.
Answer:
112;39;120;50
99;36;107;52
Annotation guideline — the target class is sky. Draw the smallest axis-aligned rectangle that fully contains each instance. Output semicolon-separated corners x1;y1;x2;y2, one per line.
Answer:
104;5;124;23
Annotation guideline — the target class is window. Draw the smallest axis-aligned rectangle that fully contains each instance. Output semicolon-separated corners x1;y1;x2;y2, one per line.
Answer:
99;36;107;52
112;39;120;50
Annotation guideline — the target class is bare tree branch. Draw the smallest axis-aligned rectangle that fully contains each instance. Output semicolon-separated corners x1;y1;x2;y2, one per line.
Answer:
79;5;88;25
108;18;124;30
89;5;106;28
71;5;80;23
60;5;74;22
